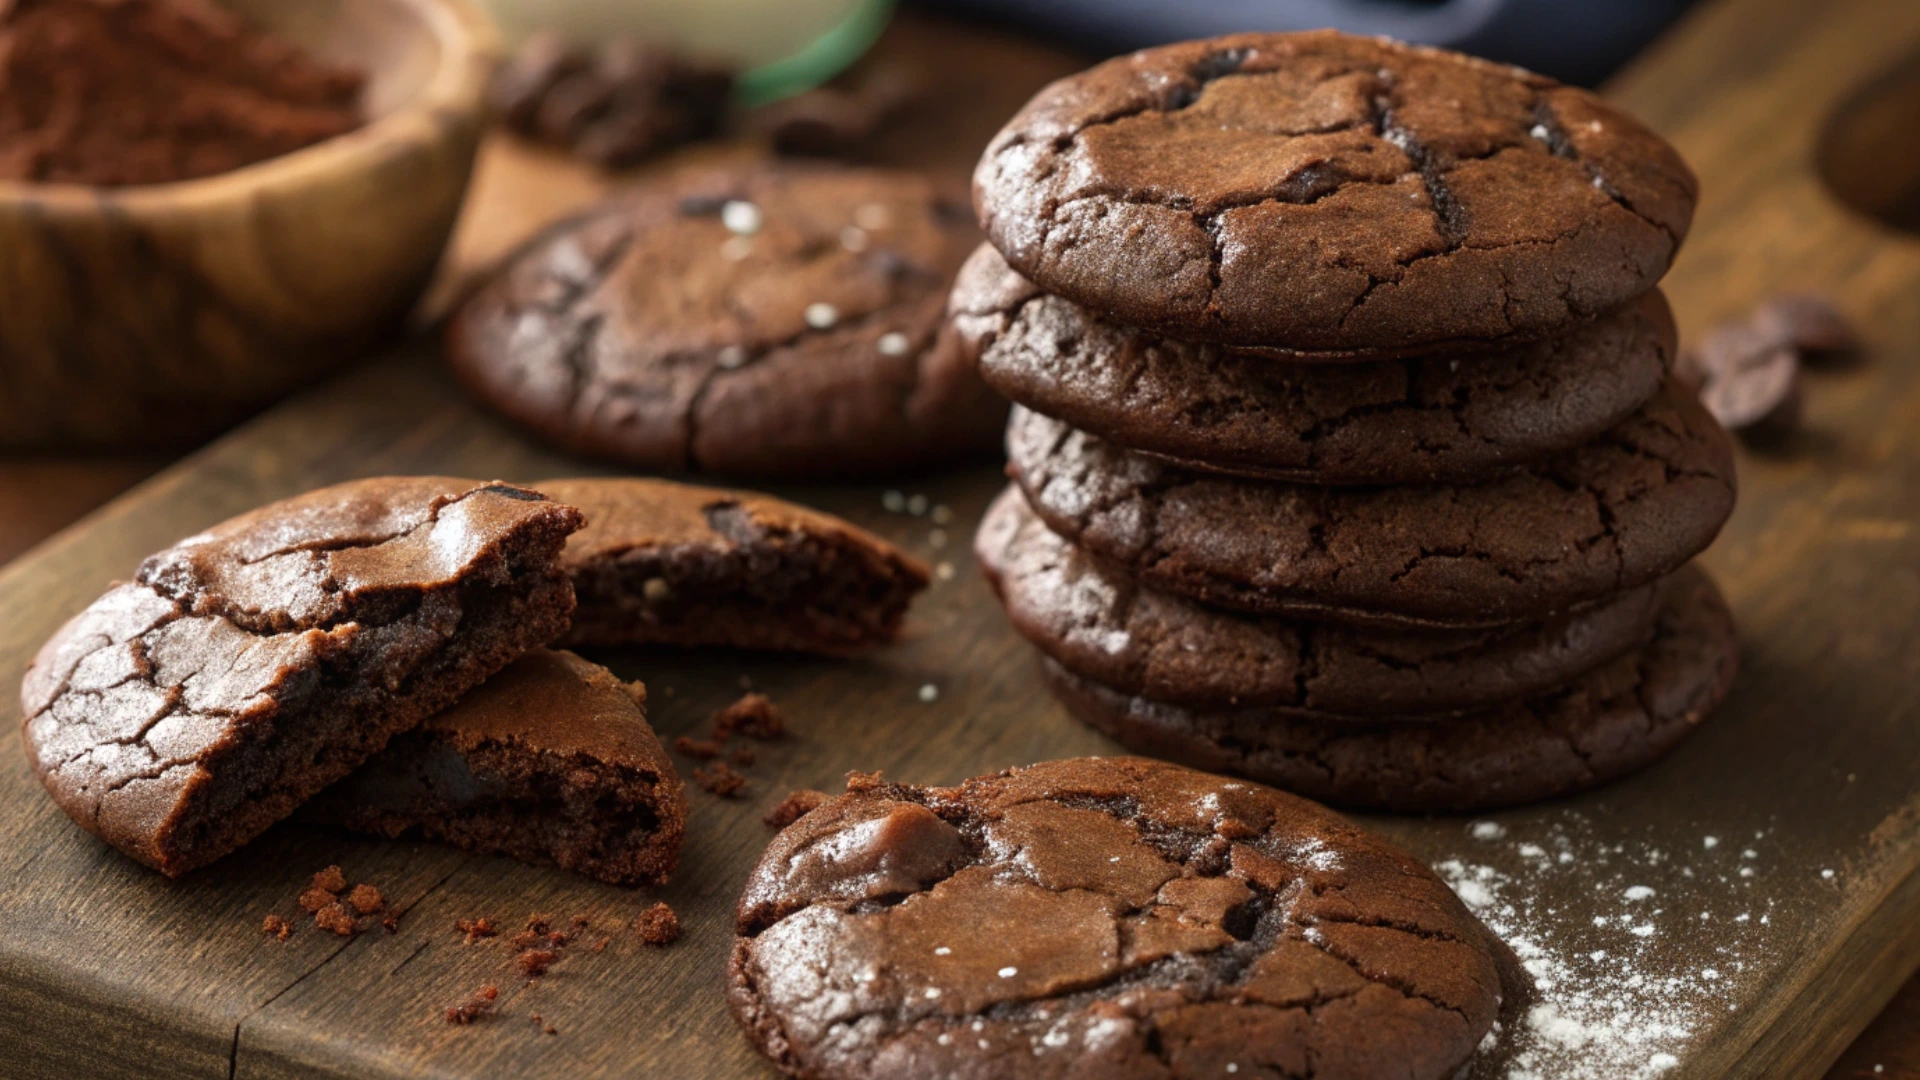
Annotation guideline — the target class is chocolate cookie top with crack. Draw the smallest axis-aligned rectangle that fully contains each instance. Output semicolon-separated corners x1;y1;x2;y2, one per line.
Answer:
1046;566;1738;813
977;486;1659;716
951;243;1677;485
20;478;584;876
1006;382;1735;627
729;756;1510;1080
538;477;929;653
974;31;1696;357
447;162;1007;479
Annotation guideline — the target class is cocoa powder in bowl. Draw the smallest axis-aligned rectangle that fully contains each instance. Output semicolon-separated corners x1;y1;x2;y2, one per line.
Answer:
0;0;365;186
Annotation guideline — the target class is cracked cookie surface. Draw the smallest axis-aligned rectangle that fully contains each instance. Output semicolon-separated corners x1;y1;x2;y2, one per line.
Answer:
448;163;1007;479
538;477;929;653
729;756;1510;1080
977;487;1659;717
951;243;1676;485
309;648;687;886
19;478;584;876
1007;382;1735;628
973;31;1696;356
1045;566;1736;812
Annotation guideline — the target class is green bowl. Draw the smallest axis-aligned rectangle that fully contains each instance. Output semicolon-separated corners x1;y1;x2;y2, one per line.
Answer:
735;0;894;106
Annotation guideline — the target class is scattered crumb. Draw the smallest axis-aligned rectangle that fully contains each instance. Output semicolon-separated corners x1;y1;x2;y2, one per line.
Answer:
445;984;499;1025
730;744;756;766
635;903;681;946
346;884;385;916
592;937;610;954
713;692;784;740
845;770;886;793
764;789;831;829
456;918;497;944
518;948;560;979
381;916;398;934
262;915;292;941
297;887;335;914
694;761;748;797
312;866;347;894
673;735;724;760
572;914;592;928
531;1012;558;1036
314;902;358;937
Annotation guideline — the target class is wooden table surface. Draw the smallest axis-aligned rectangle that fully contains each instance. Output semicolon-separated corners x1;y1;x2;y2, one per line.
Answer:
2;0;1918;1076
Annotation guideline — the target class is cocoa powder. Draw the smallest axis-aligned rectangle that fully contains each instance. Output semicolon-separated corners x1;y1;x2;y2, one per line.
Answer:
0;0;364;185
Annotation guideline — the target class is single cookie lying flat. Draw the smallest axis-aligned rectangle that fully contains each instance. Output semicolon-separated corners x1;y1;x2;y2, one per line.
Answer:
975;31;1696;357
1045;567;1737;813
977;487;1658;716
20;479;584;877
1007;382;1735;628
448;163;1007;479
539;477;929;654
730;757;1512;1080
951;243;1676;484
310;649;686;885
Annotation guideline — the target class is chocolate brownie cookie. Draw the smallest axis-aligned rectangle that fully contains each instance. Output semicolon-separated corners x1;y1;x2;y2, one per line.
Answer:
1007;382;1735;628
974;31;1696;357
20;479;583;877
730;757;1512;1080
539;477;929;653
951;244;1677;484
977;487;1659;716
1045;567;1737;812
310;649;686;885
447;163;1007;479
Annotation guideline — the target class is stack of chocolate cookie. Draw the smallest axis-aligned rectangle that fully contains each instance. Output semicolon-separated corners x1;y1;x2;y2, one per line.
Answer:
962;31;1740;812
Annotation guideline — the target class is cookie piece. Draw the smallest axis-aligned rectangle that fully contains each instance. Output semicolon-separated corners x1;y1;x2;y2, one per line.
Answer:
538;477;929;653
974;31;1696;357
20;479;584;877
951;244;1677;484
447;163;1007;479
1045;566;1736;812
1007;382;1735;628
730;757;1510;1080
309;649;686;885
977;487;1659;716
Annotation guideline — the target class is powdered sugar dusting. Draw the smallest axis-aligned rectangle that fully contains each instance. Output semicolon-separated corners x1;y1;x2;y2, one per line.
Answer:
1441;814;1779;1079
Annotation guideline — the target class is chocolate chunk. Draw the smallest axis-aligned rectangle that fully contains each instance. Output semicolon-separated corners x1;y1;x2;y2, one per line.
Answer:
1699;345;1803;442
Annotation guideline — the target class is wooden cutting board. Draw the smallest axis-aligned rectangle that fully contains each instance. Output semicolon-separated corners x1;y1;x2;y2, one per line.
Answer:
2;0;1917;1077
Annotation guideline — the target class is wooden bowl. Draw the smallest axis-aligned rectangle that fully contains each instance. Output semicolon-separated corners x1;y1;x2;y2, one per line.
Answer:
0;0;497;451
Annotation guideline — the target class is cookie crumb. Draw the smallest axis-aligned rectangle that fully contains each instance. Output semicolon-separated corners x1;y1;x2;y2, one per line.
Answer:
713;692;784;740
518;948;559;979
845;770;886;793
445;984;499;1025
314;902;358;937
592;936;610;953
381;916;399;934
530;1012;558;1036
634;902;681;946
456;918;497;944
673;735;724;760
764;789;831;829
346;884;385;916
262;915;293;941
297;887;335;914
694;761;748;797
311;866;347;894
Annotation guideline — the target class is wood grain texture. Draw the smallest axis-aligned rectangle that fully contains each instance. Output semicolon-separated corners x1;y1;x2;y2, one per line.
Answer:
0;0;496;451
0;1;1917;1078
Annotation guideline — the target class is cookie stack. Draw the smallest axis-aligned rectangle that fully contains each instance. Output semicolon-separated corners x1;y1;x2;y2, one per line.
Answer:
961;31;1740;812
